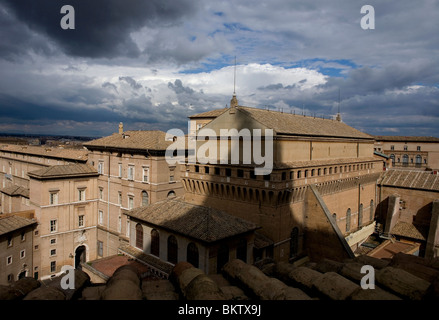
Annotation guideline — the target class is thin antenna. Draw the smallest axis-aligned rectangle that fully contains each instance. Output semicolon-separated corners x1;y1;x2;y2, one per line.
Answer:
233;56;237;95
338;88;341;114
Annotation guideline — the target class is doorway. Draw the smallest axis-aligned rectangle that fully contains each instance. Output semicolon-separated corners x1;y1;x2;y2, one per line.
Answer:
75;245;86;269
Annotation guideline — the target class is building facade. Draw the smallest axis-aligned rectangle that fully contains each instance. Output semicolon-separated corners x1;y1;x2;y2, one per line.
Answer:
374;136;439;170
178;100;383;263
83;125;185;258
28;164;99;279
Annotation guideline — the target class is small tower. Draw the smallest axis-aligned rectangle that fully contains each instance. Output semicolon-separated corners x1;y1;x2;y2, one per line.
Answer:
230;94;238;108
118;122;124;134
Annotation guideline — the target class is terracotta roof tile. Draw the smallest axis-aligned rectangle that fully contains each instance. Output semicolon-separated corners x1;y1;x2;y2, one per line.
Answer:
380;169;439;191
240;106;372;139
0;185;29;198
390;221;428;241
28;163;98;180
0;215;36;236
84;130;173;151
0;144;88;161
124;197;259;242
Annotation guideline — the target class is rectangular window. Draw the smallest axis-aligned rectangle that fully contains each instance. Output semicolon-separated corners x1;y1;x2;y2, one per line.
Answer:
205;166;210;174
97;241;103;257
99;188;103;200
214;167;220;175
78;215;84;228
118;216;122;233
143;167;149;183
128;166;134;180
78;189;85;201
417;146;421;151
118;192;122;205
237;169;244;178
390;145;394;150
118;163;122;177
98;162;104;174
50;238;56;245
128;196;134;210
21;232;25;242
50;220;57;232
50;249;56;256
6;256;12;265
50;261;56;273
99;210;103;225
126;220;130;237
169;174;174;182
20;250;25;259
50;192;58;205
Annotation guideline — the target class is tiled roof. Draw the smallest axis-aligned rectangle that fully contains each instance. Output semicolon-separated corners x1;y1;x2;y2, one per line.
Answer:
125;197;259;243
0;144;88;161
390;221;428;241
189;106;373;139
379;169;439;191
0;185;29;198
0;215;36;236
374;135;439;142
188;108;228;119
28;163;98;180
84;130;173;151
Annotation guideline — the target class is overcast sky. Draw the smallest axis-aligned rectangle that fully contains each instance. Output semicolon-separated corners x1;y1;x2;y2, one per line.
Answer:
0;0;438;137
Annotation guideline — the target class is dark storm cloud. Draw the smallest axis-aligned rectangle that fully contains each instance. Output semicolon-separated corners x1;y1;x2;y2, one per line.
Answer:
0;5;55;60
119;76;143;90
1;0;198;59
168;79;195;95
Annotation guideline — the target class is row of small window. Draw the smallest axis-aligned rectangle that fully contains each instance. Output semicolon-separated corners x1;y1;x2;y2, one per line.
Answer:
49;188;86;205
5;250;26;265
390;154;426;164
96;162;175;183
194;163;374;180
49;216;85;232
390;145;422;151
6;232;26;247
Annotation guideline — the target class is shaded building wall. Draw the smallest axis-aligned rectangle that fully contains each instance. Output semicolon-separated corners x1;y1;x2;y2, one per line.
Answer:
304;185;355;262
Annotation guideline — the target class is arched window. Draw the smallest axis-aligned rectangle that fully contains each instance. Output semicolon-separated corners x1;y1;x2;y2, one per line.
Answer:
167;235;178;264
346;208;351;232
187;242;199;268
416;155;422;166
135;224;143;250
390;154;395;164
358;203;363;227
151;229;159;257
403;154;409;166
167;191;176;198
236;239;247;262
141;191;149;206
370;200;374;221
290;227;299;258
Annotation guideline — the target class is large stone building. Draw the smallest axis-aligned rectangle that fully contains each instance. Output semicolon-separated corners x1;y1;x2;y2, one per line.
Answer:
178;98;383;264
28;163;99;279
374;135;439;170
83;125;185;258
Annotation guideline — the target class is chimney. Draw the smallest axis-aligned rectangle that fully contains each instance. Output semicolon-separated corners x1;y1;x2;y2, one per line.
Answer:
119;122;123;134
